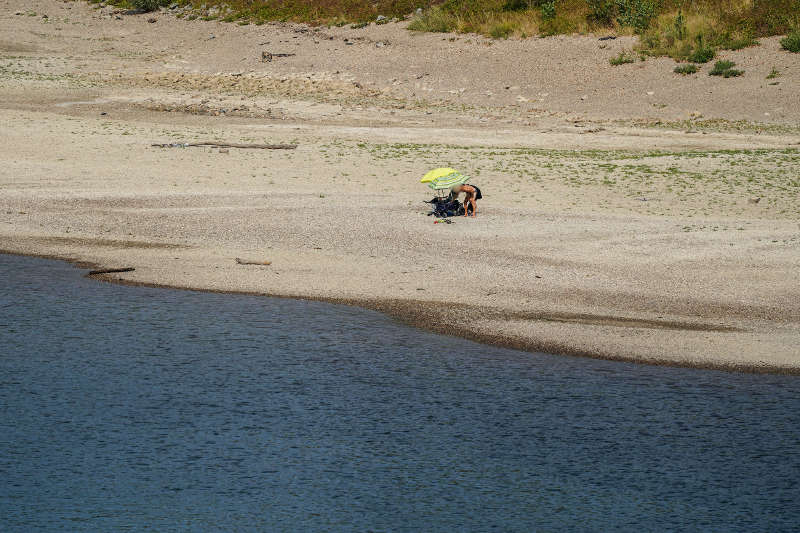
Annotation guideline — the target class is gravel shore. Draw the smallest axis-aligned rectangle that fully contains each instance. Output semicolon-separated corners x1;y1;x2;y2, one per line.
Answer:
2;0;799;372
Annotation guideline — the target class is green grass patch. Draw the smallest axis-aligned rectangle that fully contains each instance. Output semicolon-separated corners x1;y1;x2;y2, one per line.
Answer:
781;30;800;53
673;63;698;75
709;60;743;77
610;49;636;65
709;59;734;73
721;68;743;77
687;38;715;63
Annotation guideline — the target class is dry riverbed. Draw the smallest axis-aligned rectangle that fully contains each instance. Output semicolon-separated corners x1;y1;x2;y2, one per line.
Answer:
1;0;799;372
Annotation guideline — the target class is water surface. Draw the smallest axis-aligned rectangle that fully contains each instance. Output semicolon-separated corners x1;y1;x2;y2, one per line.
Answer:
1;254;798;531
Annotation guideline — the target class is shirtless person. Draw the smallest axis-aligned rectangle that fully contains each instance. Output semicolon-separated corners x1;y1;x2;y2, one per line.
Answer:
451;184;481;217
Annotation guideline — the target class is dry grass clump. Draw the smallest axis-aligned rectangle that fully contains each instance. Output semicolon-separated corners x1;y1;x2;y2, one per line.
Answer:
407;0;800;44
408;6;456;33
636;9;756;62
408;0;592;38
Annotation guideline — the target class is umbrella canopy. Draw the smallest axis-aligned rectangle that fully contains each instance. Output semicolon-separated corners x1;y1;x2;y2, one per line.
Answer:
420;167;470;190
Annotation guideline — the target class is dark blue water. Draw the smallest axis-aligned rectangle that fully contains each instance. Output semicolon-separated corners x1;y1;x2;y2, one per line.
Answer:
1;254;799;532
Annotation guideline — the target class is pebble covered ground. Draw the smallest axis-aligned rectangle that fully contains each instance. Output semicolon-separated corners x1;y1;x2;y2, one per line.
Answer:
1;0;799;371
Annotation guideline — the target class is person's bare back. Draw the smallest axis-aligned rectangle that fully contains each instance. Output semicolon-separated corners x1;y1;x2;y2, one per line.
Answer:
452;184;479;217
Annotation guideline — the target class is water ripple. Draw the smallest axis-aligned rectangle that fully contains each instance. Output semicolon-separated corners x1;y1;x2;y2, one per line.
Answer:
1;254;799;532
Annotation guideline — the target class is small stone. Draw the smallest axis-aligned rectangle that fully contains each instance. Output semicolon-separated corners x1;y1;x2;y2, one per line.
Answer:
376;15;387;22
748;197;761;204
646;91;654;95
580;95;588;101
219;148;229;154
147;17;157;23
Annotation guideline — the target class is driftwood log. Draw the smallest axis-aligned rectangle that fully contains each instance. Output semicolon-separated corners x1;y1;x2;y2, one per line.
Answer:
152;142;298;150
236;258;271;266
262;52;296;62
88;267;135;275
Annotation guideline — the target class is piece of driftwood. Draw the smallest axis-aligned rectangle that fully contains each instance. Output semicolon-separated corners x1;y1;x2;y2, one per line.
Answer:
88;267;135;275
152;142;298;150
262;52;296;62
236;258;271;266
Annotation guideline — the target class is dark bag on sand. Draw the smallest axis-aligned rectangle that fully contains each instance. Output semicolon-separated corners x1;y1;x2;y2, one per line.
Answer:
472;185;482;200
425;197;463;217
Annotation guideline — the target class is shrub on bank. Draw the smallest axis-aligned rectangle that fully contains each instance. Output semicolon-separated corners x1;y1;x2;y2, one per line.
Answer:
781;30;800;53
687;36;715;63
102;0;800;60
636;10;758;62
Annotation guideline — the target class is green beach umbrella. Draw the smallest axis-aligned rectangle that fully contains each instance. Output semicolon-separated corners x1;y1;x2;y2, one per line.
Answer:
420;167;470;191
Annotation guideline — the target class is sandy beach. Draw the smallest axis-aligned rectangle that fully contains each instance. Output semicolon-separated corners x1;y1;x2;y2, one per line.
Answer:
1;0;798;372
